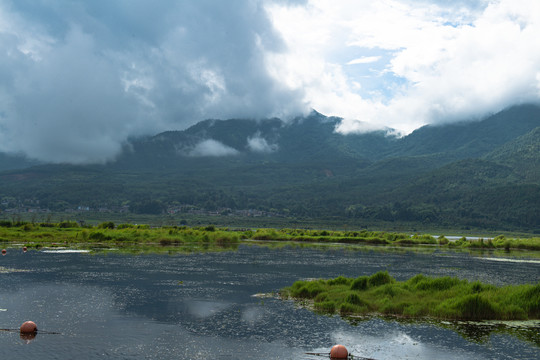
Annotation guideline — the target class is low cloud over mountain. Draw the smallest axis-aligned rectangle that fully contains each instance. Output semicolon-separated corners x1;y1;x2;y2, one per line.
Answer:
0;0;539;163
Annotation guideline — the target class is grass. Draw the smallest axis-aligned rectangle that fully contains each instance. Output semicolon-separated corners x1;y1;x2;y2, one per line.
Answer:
282;272;540;321
0;221;245;252
0;221;538;253
251;228;540;251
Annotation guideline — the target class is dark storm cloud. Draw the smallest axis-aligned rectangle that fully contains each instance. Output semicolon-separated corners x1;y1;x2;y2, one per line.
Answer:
0;0;306;163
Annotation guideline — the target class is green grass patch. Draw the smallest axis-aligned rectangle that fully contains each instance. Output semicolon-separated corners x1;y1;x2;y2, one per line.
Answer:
249;228;540;250
282;271;540;321
0;221;246;252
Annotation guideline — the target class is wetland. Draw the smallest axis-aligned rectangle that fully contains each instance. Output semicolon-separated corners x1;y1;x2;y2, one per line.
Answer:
0;223;539;359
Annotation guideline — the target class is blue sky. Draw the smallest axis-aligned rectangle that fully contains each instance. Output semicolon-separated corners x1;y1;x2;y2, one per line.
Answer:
0;0;539;163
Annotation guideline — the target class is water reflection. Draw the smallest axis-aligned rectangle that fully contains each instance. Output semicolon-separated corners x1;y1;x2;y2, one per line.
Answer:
19;331;36;342
186;300;232;318
344;315;540;348
0;245;538;359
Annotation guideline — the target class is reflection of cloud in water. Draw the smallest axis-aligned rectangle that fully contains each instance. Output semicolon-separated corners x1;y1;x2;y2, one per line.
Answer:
185;300;231;318
329;330;481;360
41;249;91;253
241;306;265;324
480;257;540;264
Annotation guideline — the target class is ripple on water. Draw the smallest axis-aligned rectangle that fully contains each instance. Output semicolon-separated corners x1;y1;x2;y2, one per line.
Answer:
0;246;538;359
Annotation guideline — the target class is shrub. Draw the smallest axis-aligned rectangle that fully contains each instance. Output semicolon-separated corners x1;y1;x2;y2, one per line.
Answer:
368;271;394;287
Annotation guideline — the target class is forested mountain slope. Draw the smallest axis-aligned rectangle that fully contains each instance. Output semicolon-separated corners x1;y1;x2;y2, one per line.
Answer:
0;104;539;230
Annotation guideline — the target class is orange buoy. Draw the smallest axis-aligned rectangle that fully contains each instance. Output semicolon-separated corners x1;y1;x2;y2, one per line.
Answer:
1;249;6;256
330;344;348;359
20;321;38;334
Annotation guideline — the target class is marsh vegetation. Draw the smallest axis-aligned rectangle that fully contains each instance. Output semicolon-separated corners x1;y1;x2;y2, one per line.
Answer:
282;271;540;321
0;221;539;252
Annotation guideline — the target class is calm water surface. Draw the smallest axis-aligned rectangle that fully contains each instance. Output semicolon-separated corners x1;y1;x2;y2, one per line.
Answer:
1;244;539;359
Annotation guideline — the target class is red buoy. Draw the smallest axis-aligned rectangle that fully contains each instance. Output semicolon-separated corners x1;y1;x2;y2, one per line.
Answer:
23;246;28;253
330;344;348;359
20;321;38;334
1;249;6;256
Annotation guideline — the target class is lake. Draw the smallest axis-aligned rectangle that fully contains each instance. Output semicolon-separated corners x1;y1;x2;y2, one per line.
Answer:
1;243;539;359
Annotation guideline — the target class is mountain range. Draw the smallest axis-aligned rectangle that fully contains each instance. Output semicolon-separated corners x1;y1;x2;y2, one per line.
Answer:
0;104;539;231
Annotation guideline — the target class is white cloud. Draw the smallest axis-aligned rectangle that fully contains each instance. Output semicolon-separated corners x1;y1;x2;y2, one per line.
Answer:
347;56;381;65
0;0;538;164
0;0;306;163
188;139;239;157
267;0;540;134
247;133;278;153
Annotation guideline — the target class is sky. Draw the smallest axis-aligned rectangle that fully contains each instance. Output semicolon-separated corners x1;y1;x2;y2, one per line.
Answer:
0;0;539;163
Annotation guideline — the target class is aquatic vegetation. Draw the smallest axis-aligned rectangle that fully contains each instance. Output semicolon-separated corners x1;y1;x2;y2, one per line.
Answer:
0;221;539;254
0;221;245;252
282;272;540;321
251;228;540;250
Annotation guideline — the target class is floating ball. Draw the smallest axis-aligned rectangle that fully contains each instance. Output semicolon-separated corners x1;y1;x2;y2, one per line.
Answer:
20;321;38;334
330;344;348;359
23;246;28;253
1;249;6;255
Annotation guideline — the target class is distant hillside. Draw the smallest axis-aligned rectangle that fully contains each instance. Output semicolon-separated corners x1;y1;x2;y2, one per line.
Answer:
483;126;540;182
0;104;539;231
392;104;540;160
0;153;40;172
116;111;387;170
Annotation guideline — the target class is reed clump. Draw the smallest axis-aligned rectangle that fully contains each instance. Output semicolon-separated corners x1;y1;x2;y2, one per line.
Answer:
282;271;540;321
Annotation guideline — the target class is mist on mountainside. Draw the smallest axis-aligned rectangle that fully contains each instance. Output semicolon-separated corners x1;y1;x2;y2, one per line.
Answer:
0;104;538;231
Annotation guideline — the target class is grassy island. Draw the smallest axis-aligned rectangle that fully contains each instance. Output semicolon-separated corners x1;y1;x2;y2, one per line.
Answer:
282;272;540;321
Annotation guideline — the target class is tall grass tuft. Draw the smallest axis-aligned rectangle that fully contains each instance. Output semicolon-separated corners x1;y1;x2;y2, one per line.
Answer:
350;276;369;290
368;271;394;287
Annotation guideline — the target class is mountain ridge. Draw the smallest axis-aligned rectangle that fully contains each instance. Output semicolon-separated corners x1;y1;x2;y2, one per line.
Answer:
0;104;539;230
